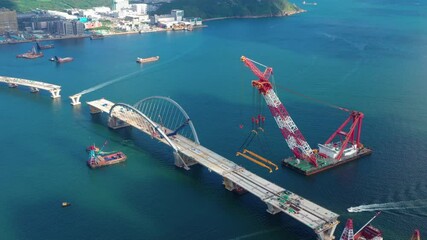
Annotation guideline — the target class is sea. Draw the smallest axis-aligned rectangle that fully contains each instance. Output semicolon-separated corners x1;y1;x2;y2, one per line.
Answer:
1;0;426;239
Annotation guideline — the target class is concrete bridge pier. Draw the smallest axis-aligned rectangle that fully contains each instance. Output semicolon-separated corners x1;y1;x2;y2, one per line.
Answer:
69;94;82;106
173;152;197;170
30;87;39;93
223;177;238;191
89;106;102;114
108;116;129;129
49;89;61;98
315;223;339;240
8;83;18;88
266;203;281;215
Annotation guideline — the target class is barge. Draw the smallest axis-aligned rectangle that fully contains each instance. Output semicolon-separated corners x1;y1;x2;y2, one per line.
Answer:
136;56;159;64
282;145;372;175
16;46;43;59
87;151;127;168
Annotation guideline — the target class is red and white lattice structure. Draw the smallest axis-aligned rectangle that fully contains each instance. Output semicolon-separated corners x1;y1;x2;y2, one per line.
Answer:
340;219;355;240
241;56;318;167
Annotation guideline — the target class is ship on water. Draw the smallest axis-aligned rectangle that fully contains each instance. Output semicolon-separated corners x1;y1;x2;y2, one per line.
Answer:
50;56;73;63
16;46;43;59
36;42;54;50
90;34;104;40
86;142;127;168
136;56;159;63
340;212;382;240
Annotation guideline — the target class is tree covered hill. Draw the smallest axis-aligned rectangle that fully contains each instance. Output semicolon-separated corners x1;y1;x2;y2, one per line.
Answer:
155;0;300;19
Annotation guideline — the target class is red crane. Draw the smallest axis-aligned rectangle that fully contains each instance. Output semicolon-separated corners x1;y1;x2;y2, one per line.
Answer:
411;229;421;240
241;56;318;167
241;56;368;168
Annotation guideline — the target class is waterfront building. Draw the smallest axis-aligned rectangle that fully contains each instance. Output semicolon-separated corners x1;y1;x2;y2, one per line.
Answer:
0;8;18;33
17;12;61;33
72;21;85;35
171;9;184;21
59;21;73;35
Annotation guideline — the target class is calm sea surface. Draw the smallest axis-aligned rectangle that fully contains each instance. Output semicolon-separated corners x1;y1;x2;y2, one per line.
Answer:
1;0;427;239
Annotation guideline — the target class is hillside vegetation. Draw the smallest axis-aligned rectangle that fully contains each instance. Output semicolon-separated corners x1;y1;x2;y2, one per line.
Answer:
0;0;113;12
155;0;300;19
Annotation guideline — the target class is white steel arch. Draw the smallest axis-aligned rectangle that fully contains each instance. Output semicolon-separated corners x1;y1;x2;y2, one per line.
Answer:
108;103;179;152
134;96;200;144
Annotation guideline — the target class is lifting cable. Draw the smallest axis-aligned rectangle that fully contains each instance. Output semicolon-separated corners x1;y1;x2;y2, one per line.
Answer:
275;84;351;113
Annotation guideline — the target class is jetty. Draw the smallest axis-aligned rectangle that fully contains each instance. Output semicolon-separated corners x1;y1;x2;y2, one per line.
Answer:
0;76;61;98
87;97;340;240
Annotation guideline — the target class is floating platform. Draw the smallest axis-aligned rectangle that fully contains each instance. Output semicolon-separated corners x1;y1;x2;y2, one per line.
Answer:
282;147;372;176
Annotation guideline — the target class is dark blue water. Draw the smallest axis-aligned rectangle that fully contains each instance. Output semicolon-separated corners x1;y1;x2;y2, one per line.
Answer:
1;0;427;239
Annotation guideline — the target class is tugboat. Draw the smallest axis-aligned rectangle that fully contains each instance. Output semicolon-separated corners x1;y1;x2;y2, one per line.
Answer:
50;56;73;63
86;141;127;168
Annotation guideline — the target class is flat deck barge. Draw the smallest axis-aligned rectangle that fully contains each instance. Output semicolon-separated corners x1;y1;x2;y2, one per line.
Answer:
88;151;127;168
282;147;372;176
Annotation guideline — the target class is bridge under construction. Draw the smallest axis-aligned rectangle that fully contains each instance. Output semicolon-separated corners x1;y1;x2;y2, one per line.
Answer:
87;97;340;240
0;76;61;98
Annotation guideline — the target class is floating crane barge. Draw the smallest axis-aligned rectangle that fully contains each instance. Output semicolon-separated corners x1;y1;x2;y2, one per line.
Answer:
241;56;372;176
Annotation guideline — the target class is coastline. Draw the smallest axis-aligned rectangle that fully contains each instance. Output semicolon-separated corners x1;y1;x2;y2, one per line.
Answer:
203;9;306;22
0;9;304;45
0;26;208;45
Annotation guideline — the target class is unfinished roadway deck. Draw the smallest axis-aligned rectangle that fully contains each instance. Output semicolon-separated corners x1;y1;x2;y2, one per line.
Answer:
87;98;339;240
0;76;61;98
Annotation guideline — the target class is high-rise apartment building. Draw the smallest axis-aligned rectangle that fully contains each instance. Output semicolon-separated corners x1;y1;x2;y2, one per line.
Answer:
0;8;18;33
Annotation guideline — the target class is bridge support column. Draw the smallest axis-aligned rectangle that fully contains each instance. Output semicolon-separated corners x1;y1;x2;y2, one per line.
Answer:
108;116;129;129
89;106;101;114
69;94;82;106
8;83;18;88
49;89;61;98
30;87;39;93
223;177;236;191
315;222;339;240
266;203;281;215
173;152;197;170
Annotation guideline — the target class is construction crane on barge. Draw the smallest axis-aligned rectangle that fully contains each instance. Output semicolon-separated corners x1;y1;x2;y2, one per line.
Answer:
239;56;372;175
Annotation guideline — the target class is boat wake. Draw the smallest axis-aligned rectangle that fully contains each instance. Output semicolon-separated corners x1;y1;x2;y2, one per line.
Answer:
78;69;142;95
348;199;427;213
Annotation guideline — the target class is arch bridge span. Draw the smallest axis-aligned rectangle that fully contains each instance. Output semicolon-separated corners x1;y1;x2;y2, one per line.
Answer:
87;97;339;240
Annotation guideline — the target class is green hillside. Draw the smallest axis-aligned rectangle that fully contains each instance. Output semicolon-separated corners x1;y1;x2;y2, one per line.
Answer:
155;0;300;19
0;0;113;12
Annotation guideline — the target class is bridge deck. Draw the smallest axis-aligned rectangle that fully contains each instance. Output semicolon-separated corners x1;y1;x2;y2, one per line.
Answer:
0;76;60;90
87;98;339;235
0;76;61;98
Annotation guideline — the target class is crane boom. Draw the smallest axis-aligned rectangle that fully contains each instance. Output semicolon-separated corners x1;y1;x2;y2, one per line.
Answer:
241;56;318;167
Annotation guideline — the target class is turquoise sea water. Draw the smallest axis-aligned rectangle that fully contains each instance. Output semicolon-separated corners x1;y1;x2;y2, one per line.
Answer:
1;0;427;239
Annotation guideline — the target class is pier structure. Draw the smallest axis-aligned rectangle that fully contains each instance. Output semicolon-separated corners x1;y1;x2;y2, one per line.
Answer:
0;76;61;98
69;94;82;106
87;97;340;240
